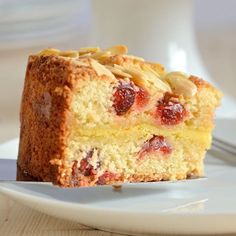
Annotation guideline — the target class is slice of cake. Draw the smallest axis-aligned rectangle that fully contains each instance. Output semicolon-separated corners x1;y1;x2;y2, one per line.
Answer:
17;45;222;187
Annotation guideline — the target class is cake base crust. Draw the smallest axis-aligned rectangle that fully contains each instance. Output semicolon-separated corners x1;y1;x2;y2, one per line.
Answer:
17;163;201;187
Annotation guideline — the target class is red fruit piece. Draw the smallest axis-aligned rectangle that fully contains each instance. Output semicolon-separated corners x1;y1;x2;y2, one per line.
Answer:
155;93;186;125
96;171;116;185
135;87;149;107
71;160;80;186
79;149;98;176
79;159;94;176
113;82;136;115
139;135;172;158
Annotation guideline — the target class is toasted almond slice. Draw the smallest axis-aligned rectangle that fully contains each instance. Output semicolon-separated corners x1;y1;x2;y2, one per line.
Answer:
75;61;89;67
80;53;92;58
142;64;161;77
123;54;144;61
114;64;147;88
147;62;165;74
60;50;79;58
90;59;116;80
142;68;171;92
105;65;132;78
165;71;197;97
115;64;171;93
169;77;197;97
79;47;101;55
165;71;189;80
105;45;128;55
142;64;171;90
91;51;111;60
38;48;61;56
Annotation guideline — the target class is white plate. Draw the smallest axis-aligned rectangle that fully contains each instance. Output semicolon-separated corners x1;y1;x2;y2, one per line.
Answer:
0;133;236;235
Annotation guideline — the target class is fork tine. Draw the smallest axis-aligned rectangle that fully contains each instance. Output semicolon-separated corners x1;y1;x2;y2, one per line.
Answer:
213;137;236;150
212;138;236;156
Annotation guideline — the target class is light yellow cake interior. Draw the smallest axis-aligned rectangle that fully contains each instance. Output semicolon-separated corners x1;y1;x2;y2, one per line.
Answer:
61;77;217;182
38;45;222;184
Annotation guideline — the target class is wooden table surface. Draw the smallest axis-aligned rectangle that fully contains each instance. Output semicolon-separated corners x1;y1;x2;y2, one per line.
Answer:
0;193;122;236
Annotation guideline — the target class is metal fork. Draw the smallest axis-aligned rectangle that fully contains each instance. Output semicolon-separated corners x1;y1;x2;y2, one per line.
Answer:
212;136;236;156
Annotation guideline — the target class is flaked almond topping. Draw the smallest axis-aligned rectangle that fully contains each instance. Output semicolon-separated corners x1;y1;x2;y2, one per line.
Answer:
165;71;197;97
114;64;146;86
165;71;189;80
114;64;171;93
79;47;101;55
142;66;171;92
75;61;89;67
90;59;116;80
38;48;61;56
123;54;145;61
147;62;165;74
59;50;79;58
80;53;92;58
141;64;161;77
105;65;132;78
105;45;128;55
91;51;112;60
38;49;79;58
142;64;171;91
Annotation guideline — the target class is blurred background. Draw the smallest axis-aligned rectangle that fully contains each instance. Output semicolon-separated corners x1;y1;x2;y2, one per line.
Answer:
0;0;235;143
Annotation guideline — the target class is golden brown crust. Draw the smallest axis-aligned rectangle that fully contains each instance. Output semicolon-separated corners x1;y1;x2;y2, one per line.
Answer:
189;75;223;107
189;75;223;99
17;164;42;181
18;55;75;183
17;162;201;187
189;75;213;89
59;171;201;187
17;54;113;185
